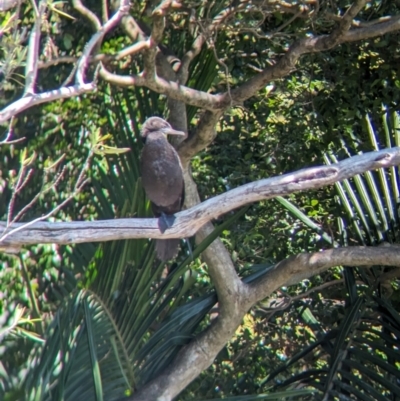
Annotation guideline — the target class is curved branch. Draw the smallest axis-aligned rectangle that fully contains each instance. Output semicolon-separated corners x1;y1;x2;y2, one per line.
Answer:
1;146;400;249
76;0;130;85
251;246;400;304
130;245;400;401
99;65;222;110
100;2;400;115
343;14;400;42
223;0;379;106
143;1;172;76
179;110;222;166
72;0;102;31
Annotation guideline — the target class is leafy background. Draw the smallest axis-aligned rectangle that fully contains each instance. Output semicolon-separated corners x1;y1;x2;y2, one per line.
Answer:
1;1;400;400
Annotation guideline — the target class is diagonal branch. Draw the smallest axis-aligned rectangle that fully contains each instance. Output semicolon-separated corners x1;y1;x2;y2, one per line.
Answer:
143;0;173;76
141;1;398;157
72;0;102;31
0;84;96;123
178;1;248;83
178;110;222;166
224;0;372;106
0;0;130;123
327;0;369;43
97;1;400;122
342;14;400;42
1;146;400;248
129;244;400;401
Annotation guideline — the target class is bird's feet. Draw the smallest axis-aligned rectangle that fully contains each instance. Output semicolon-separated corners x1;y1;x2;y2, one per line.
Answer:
158;213;176;233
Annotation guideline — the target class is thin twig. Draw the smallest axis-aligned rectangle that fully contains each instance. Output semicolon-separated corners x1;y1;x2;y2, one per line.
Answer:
102;0;109;23
0;116;15;144
7;166;33;225
0;183;89;244
0;83;96;123
0;149;94;243
10;166;68;226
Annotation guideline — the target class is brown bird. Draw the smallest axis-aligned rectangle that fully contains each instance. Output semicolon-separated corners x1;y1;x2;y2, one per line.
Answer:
140;117;186;261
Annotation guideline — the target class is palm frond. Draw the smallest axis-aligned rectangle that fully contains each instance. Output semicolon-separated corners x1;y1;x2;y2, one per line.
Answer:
258;108;400;400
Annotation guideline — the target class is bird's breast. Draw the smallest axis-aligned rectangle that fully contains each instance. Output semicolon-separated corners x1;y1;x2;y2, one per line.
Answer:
140;137;184;208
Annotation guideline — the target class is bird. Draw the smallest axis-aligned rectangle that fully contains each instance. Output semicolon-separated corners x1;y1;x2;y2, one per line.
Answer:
140;117;186;261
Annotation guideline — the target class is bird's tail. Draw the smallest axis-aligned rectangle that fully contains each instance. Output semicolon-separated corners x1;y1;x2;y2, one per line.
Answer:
156;239;180;261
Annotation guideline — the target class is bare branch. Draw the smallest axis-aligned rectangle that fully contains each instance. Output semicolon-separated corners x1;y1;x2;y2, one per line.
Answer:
3;0;398;125
7;165;32;225
182;162;242;309
0;0;130;122
142;0;173;77
329;0;369;41
130;244;400;401
0;180;90;246
225;0;394;107
24;0;46;95
0;84;96;123
0;0;18;11
99;65;222;110
102;0;109;23
342;14;400;42
1;146;400;249
179;110;222;166
0;149;94;244
38;39;151;70
72;0;102;31
9;165;67;226
38;56;78;69
115;8;147;43
177;34;205;84
178;1;248;83
0;117;21;145
100;1;400;124
250;246;400;304
76;0;130;85
114;40;151;60
325;13;396;28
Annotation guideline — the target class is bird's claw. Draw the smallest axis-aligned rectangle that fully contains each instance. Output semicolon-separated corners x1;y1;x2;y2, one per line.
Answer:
158;213;176;233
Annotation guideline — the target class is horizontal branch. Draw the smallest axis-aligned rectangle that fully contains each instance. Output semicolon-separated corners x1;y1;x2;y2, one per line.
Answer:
343;14;400;42
1;147;399;249
250;245;400;304
99;7;400;115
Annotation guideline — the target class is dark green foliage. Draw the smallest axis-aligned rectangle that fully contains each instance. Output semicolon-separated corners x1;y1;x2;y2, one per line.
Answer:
2;1;400;400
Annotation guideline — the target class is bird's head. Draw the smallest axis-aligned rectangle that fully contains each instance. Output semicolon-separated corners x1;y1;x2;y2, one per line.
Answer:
141;117;186;140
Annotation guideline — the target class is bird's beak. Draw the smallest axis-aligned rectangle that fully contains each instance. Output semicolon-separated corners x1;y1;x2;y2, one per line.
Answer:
162;128;186;137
